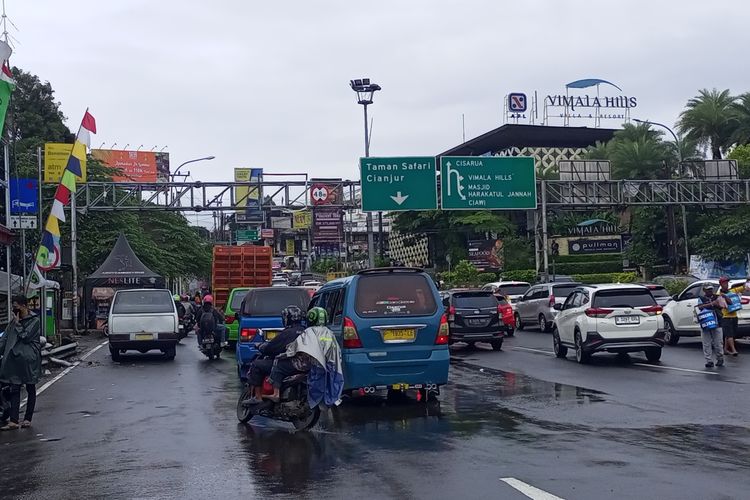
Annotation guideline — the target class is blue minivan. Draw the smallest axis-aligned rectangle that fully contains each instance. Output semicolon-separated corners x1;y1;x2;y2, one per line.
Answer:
235;287;311;380
310;268;449;398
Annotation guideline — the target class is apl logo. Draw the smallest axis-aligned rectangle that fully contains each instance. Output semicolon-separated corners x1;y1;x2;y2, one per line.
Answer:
508;93;527;112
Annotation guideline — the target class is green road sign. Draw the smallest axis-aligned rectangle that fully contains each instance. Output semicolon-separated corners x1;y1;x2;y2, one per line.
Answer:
360;156;438;212
236;229;259;241
440;156;537;210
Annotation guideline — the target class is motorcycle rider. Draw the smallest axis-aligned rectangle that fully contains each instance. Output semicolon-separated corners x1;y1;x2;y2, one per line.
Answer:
196;295;226;348
173;294;186;321
244;306;306;405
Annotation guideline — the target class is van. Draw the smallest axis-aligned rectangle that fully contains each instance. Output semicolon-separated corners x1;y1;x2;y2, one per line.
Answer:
108;289;179;361
224;287;251;346
311;268;449;397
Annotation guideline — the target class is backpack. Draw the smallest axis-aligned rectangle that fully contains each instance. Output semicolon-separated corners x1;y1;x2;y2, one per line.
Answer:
199;310;217;334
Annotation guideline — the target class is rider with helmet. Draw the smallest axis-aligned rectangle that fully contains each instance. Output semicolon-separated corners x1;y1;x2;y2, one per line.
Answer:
173;294;186;321
244;306;306;405
196;294;226;348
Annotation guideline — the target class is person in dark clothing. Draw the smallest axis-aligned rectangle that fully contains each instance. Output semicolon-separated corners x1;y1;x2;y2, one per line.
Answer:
195;295;226;347
245;306;305;405
0;295;43;431
697;284;725;368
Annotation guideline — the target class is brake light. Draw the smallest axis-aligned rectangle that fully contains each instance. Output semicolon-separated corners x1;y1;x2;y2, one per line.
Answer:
585;308;613;318
240;328;257;342
548;294;555;307
448;305;456;322
742;297;750;305
498;304;514;325
436;314;449;345
225;315;234;325
343;317;362;348
641;305;663;316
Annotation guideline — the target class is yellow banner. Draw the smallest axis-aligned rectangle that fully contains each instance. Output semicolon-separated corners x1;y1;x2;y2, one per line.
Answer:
234;167;261;211
44;143;87;183
293;210;312;229
286;239;295;255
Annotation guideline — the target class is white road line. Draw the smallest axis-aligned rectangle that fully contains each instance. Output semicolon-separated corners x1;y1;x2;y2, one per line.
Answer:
512;346;554;356
21;340;108;408
500;477;565;500
632;362;719;375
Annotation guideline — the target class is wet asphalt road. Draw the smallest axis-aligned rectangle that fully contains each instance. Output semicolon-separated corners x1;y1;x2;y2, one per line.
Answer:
2;330;750;500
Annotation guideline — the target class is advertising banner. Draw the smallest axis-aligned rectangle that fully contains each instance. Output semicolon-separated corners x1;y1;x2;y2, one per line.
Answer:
313;207;342;244
271;216;292;229
234;168;263;222
285;239;295;256
690;255;750;279
468;239;504;271
10;178;39;214
91;149;169;183
314;243;341;258
44;143;87;183
261;228;274;239
568;238;622;255
310;178;344;206
293;210;312;229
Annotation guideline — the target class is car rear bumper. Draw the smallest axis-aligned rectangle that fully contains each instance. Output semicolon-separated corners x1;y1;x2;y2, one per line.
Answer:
109;332;178;351
449;328;507;342
583;330;666;353
341;347;450;391
226;323;239;341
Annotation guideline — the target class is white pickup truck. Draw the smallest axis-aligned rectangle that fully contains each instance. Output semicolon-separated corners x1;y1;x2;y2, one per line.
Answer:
108;289;179;361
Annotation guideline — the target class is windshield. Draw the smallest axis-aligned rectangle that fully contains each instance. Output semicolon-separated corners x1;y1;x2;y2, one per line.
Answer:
242;288;310;316
229;290;249;311
453;293;498;308
648;287;670;298
593;289;656;308
551;284;580;298
355;274;437;317
112;290;174;314
497;284;530;296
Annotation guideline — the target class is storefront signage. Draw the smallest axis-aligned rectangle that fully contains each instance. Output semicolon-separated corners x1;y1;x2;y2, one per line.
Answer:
568;238;622;255
567;219;620;236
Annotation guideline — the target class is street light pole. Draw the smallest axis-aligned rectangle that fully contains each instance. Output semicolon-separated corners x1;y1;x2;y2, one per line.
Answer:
350;79;381;269
169;155;215;205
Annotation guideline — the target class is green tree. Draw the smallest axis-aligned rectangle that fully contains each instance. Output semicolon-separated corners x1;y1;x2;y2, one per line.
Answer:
677;88;735;159
728;144;750;178
690;206;750;261
586;123;673;179
730;92;750;146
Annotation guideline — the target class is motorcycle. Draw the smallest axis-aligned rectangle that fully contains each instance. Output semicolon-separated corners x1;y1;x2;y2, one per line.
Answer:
199;332;222;360
0;383;10;426
236;374;321;431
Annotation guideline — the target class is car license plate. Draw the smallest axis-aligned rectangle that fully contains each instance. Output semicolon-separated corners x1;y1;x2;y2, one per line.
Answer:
382;329;416;342
135;333;154;341
468;318;487;326
615;316;640;325
265;331;278;340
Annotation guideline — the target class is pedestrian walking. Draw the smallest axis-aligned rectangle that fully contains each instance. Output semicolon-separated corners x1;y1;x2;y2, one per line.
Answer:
0;295;43;431
718;276;750;356
696;284;725;368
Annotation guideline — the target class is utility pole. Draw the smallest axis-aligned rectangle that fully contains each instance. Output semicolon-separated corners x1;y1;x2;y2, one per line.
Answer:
71;191;79;332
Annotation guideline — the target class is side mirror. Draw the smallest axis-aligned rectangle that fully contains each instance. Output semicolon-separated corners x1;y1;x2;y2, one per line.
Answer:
672;294;679;301
553;303;563;311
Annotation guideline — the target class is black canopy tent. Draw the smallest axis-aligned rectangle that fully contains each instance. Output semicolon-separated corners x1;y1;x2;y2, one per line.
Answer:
84;234;165;326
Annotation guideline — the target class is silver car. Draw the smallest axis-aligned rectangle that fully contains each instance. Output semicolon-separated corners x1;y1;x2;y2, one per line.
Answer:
514;282;582;332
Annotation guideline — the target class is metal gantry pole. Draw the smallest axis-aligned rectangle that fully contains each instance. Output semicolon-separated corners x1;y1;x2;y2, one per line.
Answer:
3;143;10;320
71;191;79;332
541;181;549;281
363;103;375;269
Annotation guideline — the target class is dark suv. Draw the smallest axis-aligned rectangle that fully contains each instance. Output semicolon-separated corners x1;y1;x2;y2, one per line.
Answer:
441;289;514;350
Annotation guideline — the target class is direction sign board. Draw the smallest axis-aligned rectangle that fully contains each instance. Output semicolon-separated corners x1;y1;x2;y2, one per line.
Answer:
10;178;39;214
236;229;259;241
360;156;438;212
440;156;537;210
9;215;38;230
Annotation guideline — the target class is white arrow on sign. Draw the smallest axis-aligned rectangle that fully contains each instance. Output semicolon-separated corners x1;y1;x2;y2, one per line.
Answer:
390;191;409;205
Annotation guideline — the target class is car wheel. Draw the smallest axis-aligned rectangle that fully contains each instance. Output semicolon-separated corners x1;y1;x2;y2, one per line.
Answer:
506;328;515;337
574;331;590;364
490;339;503;351
514;313;524;330
539;314;550;333
664;317;680;346
109;346;121;362
645;348;662;362
165;346;176;360
552;328;567;358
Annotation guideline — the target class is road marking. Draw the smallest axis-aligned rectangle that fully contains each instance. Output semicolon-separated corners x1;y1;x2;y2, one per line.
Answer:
513;346;554;356
21;341;108;408
500;477;565;500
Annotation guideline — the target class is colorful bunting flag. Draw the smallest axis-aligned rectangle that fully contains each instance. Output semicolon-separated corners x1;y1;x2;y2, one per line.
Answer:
0;40;14;137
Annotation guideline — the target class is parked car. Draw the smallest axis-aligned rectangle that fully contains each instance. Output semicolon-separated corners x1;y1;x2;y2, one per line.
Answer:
235;287;311;380
514;282;582;332
536;274;576;283
552;284;665;364
661;279;750;345
108;289;180;361
440;289;514;349
481;281;531;305
638;283;672;307
311;267;449;399
224;287;250;346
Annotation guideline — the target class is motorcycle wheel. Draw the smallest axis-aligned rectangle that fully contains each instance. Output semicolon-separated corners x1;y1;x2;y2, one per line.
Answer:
236;387;255;424
292;406;321;431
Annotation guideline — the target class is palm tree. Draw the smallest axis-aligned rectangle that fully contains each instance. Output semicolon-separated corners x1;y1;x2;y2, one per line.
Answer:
730;92;750;146
677;88;736;159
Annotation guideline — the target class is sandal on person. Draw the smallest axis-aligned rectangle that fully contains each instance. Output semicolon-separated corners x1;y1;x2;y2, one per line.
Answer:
262;394;280;403
0;422;19;431
20;420;32;428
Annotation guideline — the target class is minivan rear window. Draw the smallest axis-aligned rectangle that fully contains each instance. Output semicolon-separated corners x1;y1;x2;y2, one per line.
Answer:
112;290;174;314
647;287;670;298
593;289;656;308
497;284;530;296
551;284;580;298
355;274;437;317
229;290;249;311
453;293;498;309
243;288;310;316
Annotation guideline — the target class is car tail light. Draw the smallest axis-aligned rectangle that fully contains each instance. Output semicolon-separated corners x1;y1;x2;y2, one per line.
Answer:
240;328;258;342
343;317;362;348
225;315;234;325
641;305;663;316
497;304;515;325
742;297;750;305
436;314;449;345
548;294;555;307
585;308;613;318
448;305;456;322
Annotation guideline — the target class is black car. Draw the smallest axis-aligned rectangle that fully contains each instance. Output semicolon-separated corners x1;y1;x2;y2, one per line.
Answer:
441;289;513;350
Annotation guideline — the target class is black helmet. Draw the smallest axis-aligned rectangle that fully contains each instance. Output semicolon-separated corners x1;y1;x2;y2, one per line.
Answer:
281;305;304;327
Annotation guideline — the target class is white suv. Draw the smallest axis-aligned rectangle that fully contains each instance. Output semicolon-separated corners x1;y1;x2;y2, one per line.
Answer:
552;284;666;364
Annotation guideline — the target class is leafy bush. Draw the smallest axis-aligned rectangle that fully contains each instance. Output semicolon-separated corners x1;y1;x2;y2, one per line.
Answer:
312;258;338;273
572;272;639;284
662;279;689;296
554;254;623;264
477;272;498;284
554;261;623;275
501;269;536;283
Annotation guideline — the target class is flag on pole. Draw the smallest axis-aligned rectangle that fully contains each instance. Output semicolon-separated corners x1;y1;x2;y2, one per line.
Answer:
33;110;97;273
0;40;14;137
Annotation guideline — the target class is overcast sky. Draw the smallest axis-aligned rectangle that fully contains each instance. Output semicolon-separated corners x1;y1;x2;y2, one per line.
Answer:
10;0;750;183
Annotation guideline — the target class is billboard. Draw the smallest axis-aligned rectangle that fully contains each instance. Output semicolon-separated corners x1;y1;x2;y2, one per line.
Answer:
313;207;342;244
468;239;504;271
91;149;170;183
10;178;39;214
270;216;292;229
234;168;263;222
44;143;87;183
293;210;312;229
310;178;344;206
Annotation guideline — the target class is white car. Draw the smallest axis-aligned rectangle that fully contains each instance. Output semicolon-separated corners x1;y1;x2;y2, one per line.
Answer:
302;280;323;287
481;281;531;306
552;284;665;364
661;279;750;345
271;278;289;287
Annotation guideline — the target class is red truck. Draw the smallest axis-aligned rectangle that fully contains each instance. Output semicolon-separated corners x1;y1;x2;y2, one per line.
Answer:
211;245;272;310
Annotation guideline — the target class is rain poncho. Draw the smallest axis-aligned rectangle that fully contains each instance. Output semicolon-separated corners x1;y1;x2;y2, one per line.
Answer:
0;314;43;385
284;325;343;407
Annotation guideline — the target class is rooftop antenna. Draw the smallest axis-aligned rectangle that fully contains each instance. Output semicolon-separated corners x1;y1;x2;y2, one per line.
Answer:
0;0;19;50
462;113;466;143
